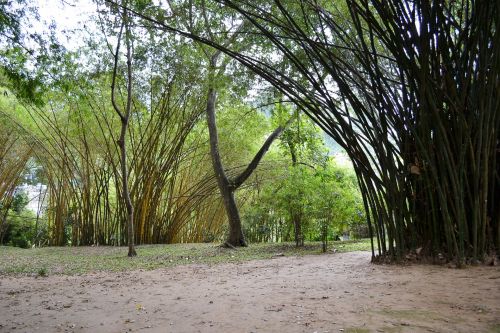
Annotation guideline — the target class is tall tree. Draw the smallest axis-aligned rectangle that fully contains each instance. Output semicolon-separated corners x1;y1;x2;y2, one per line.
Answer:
277;107;328;246
110;5;136;257
205;50;287;247
162;1;289;247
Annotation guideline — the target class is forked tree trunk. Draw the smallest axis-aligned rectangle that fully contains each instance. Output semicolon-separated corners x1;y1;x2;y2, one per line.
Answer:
205;64;287;246
205;86;247;247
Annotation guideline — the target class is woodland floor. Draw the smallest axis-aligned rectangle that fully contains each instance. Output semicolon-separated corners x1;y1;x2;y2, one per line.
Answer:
0;250;499;333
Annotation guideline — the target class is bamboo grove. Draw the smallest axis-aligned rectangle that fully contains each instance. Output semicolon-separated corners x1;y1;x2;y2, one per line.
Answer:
2;78;232;245
120;0;499;263
0;113;32;243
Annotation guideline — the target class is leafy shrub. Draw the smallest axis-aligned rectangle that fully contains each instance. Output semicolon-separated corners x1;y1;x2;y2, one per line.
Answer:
37;267;48;277
7;215;34;248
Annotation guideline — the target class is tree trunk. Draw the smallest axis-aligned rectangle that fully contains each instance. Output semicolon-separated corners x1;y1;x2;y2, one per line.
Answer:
118;122;136;257
321;220;328;253
223;189;247;246
205;85;247;247
0;208;8;245
288;141;303;247
293;210;303;247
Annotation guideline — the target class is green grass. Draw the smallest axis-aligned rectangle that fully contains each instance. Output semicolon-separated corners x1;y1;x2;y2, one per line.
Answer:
0;239;371;276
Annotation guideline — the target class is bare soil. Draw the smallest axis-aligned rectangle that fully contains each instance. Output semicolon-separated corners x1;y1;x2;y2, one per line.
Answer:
1;251;499;333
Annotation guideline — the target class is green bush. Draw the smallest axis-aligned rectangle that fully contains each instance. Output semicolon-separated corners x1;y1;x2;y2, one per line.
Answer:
242;158;367;244
1;191;39;248
6;213;48;248
7;215;34;248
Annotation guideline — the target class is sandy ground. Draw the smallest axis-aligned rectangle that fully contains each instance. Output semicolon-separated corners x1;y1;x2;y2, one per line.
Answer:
0;251;499;333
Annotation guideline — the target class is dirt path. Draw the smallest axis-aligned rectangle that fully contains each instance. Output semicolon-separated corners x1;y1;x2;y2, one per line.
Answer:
1;251;499;333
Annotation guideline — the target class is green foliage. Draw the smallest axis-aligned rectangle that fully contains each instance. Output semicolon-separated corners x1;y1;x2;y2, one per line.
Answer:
243;160;364;243
32;217;49;247
242;105;365;245
317;162;366;239
37;266;47;277
1;192;47;249
0;0;61;106
6;212;34;248
217;102;271;166
274;105;328;166
11;191;28;213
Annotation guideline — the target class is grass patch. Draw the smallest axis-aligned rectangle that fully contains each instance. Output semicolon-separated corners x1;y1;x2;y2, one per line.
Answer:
37;266;48;277
0;239;371;276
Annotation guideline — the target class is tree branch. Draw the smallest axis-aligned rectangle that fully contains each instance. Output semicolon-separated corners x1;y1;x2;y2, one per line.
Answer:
232;118;292;189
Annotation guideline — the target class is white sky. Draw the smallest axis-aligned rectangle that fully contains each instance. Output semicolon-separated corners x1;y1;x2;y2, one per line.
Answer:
35;0;97;50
